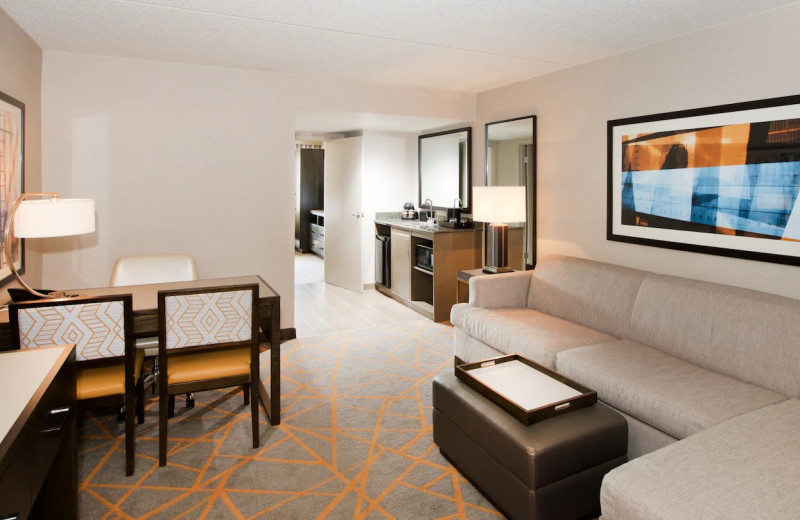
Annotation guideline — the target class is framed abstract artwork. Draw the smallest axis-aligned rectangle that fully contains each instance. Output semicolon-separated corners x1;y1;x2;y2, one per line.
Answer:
0;90;24;286
608;94;800;266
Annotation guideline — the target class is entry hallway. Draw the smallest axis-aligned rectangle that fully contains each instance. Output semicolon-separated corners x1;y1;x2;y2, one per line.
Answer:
294;253;422;337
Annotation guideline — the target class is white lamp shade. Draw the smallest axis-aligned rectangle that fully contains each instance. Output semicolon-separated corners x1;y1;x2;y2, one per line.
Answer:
472;186;527;223
14;198;96;238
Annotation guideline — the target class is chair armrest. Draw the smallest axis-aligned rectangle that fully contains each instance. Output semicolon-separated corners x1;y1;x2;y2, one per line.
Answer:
469;270;533;308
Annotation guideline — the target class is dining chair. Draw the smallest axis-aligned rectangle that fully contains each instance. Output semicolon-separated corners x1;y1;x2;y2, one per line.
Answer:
9;294;144;476
157;283;260;466
110;254;199;287
110;254;199;400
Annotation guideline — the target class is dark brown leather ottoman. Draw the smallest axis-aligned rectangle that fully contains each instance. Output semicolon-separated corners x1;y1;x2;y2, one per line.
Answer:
433;371;627;520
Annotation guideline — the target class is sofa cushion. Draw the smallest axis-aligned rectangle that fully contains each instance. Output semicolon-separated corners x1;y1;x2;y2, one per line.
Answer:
556;340;785;439
600;399;800;520
526;256;648;339
453;327;505;364
450;305;616;369
630;274;800;399
606;405;677;460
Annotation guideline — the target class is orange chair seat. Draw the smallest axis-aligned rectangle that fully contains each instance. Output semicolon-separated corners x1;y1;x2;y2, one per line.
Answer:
76;349;144;400
78;365;124;400
167;348;250;385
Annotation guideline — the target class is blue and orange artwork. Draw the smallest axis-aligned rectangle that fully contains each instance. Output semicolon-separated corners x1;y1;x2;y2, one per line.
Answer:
620;119;800;241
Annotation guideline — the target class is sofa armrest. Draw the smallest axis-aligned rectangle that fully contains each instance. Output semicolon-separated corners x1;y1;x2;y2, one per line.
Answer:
470;270;533;308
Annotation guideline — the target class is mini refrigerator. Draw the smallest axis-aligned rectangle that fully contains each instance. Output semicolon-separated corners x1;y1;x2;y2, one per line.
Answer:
375;234;391;288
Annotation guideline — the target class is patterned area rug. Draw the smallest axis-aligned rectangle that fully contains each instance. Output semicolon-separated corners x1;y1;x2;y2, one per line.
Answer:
78;320;503;519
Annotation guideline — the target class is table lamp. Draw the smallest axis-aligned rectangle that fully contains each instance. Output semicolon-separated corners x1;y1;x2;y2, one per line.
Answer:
3;192;95;299
473;186;526;274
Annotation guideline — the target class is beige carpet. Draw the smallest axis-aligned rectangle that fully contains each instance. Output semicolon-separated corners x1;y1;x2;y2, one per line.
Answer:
77;319;503;519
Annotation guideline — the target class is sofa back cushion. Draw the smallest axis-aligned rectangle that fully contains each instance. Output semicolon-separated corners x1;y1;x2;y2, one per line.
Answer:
527;256;649;339
630;274;800;398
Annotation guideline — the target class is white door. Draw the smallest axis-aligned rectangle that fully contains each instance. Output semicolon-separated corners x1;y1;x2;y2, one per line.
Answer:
324;136;363;292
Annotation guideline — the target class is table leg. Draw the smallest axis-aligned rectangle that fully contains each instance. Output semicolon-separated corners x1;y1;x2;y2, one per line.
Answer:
270;307;280;424
256;300;281;425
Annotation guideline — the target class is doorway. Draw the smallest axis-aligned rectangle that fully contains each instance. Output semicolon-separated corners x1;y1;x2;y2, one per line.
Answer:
294;144;325;258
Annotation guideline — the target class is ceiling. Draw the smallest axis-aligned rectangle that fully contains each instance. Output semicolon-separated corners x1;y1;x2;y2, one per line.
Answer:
2;0;794;132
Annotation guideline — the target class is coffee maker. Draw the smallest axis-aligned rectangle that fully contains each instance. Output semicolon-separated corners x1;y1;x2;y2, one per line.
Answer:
401;202;417;220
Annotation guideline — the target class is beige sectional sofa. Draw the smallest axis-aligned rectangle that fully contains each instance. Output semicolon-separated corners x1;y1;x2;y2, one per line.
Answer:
450;255;800;518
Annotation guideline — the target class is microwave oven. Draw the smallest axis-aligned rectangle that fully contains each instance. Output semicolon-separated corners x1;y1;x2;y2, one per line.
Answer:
415;243;433;272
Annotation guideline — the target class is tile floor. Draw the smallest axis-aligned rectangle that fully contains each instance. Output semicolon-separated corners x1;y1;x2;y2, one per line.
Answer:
293;252;422;338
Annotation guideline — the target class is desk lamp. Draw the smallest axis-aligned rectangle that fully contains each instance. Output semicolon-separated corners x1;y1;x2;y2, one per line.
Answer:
473;186;526;273
3;192;95;299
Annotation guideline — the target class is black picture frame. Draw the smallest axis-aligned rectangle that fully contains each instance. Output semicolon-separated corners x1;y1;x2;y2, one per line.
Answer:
0;90;25;287
607;94;800;266
418;126;472;214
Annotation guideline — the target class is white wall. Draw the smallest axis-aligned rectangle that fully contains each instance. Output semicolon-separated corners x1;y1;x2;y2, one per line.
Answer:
361;131;418;286
477;3;800;299
41;51;475;329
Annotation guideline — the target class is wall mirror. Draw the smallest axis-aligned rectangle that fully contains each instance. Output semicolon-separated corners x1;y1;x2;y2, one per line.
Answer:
418;127;472;214
485;116;536;269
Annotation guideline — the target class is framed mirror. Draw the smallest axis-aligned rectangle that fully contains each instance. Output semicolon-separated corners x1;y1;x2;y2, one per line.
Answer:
485;116;536;269
418;127;472;214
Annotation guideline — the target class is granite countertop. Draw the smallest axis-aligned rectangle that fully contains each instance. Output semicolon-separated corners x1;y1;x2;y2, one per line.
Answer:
375;212;480;234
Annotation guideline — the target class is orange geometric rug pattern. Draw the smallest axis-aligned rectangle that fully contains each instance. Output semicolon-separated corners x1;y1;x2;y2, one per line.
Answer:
77;320;503;519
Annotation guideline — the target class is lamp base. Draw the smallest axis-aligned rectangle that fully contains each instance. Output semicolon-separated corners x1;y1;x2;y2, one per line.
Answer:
8;288;77;302
482;265;514;274
8;288;55;302
484;223;513;274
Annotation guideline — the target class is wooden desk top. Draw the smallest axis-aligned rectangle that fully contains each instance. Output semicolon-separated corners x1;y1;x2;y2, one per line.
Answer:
0;275;278;323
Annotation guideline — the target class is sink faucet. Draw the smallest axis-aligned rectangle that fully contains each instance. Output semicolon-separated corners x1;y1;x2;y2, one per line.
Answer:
423;198;437;229
423;198;435;219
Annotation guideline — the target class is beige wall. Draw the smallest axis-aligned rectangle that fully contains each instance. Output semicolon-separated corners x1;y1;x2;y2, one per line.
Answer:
0;8;43;300
477;3;800;299
40;51;475;328
361;131;418;286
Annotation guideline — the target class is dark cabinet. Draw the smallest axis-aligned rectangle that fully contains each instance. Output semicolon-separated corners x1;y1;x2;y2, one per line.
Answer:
295;148;325;253
0;346;77;520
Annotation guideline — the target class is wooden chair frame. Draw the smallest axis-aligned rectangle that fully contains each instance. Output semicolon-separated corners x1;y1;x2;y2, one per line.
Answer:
157;283;260;467
9;294;143;476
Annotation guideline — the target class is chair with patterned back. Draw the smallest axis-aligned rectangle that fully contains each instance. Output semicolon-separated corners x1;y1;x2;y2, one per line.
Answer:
157;283;260;466
9;294;144;476
110;254;199;399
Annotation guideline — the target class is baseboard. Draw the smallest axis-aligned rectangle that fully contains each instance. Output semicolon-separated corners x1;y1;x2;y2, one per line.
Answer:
280;328;297;342
363;283;376;291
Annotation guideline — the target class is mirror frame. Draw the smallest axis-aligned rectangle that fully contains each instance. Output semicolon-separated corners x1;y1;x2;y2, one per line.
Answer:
485;115;537;269
418;126;472;214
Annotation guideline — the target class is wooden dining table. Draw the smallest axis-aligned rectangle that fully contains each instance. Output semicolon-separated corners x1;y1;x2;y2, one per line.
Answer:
0;275;282;425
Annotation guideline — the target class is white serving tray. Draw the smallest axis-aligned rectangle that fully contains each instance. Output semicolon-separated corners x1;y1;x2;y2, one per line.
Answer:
455;354;597;425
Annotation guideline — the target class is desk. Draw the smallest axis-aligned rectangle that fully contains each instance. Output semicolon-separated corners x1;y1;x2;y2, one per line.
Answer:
0;345;77;520
0;276;282;425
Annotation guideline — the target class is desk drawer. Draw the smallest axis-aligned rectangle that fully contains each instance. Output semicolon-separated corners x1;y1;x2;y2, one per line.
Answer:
28;357;76;502
0;449;30;520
